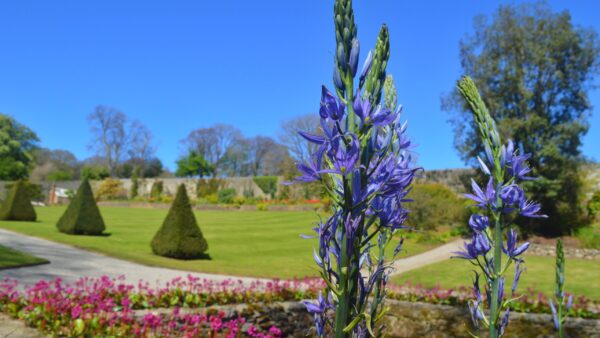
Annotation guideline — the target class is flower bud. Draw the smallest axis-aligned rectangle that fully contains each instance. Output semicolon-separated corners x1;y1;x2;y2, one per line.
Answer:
349;39;360;76
337;43;347;71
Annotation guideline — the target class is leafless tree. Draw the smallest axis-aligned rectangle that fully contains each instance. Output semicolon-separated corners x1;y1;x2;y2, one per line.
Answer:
245;136;279;176
278;114;322;163
181;124;242;176
87;105;127;177
128;120;156;177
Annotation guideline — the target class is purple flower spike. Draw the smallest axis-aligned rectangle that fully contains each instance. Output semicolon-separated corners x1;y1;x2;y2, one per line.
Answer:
549;299;559;330
453;232;491;260
465;178;496;208
349;39;360;76
500;184;525;207
519;199;548;218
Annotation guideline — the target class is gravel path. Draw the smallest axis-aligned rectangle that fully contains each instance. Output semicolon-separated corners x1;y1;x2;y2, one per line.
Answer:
0;228;270;288
388;238;464;276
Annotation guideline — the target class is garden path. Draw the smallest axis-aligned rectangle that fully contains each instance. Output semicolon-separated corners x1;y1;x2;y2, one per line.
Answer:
388;238;464;276
0;228;271;288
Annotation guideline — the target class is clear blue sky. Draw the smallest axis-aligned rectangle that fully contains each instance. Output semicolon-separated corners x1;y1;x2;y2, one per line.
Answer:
1;1;599;171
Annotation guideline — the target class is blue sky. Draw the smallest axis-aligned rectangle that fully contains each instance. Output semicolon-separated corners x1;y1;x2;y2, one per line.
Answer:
1;1;599;171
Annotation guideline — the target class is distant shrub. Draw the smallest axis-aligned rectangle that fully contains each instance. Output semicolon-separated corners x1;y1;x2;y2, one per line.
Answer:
150;180;164;199
253;176;278;199
256;203;268;211
196;179;222;198
5;181;44;202
56;179;106;235
577;226;600;249
130;175;139;199
80;166;109;180
47;170;72;181
217;188;236;204
151;184;208;259
96;178;124;201
407;183;468;231
587;190;600;221
0;180;37;221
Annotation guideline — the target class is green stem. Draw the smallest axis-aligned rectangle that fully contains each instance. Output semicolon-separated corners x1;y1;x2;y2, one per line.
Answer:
489;213;502;338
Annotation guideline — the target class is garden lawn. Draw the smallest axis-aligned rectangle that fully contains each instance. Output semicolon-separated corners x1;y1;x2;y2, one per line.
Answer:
0;207;436;279
392;255;600;300
0;245;48;270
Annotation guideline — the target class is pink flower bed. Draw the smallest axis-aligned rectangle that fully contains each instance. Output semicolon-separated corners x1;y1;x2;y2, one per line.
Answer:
0;275;324;337
0;275;596;337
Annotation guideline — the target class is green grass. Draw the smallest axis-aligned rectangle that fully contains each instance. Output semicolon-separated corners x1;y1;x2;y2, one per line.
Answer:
392;255;600;300
0;206;438;279
0;245;48;270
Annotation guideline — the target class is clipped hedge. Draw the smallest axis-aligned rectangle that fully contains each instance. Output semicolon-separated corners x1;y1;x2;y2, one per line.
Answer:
151;180;163;199
253;176;278;198
56;179;106;235
217;188;236;204
151;184;208;259
407;183;468;231
0;180;37;221
196;178;223;198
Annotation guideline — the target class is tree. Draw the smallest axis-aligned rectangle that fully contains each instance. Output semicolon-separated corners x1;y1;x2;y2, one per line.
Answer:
31;148;79;181
245;136;279;176
0;180;37;221
175;152;214;178
151;184;208;259
88;105;127;177
56;178;106;235
127;120;156;177
0;114;39;180
443;2;600;236
181;124;242;176
279;114;322;163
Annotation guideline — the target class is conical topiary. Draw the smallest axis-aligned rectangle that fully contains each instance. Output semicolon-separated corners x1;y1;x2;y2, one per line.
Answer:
151;184;208;259
56;178;106;235
0;180;37;221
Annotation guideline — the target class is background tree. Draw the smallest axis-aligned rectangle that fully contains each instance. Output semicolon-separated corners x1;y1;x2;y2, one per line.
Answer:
31;148;79;181
181;124;242;176
127;119;156;177
0;114;39;180
87;105;127;177
279;114;322;163
443;2;600;236
175;152;214;178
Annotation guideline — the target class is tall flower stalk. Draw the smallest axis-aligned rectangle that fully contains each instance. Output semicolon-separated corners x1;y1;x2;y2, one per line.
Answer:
295;1;418;336
454;76;546;338
549;238;573;338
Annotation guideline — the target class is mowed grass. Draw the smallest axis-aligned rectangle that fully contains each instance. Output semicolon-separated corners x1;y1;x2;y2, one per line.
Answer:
0;245;48;270
392;255;600;300
0;206;435;279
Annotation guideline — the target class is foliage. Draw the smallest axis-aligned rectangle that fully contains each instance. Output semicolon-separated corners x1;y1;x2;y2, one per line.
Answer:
256;203;268;211
253;176;278;199
217;188;236;204
80;166;109;180
150;180;163;199
0;114;39;180
130;171;139;199
175;151;214;178
576;225;600;249
151;184;208;259
407;183;468;231
0;180;37;221
443;2;600;236
196;178;223;198
47;170;72;181
4;181;44;202
587;190;600;221
56;179;106;235
96;178;124;200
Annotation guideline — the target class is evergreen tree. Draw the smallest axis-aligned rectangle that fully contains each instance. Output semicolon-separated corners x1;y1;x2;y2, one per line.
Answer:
0;180;37;221
56;178;106;235
151;184;208;259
